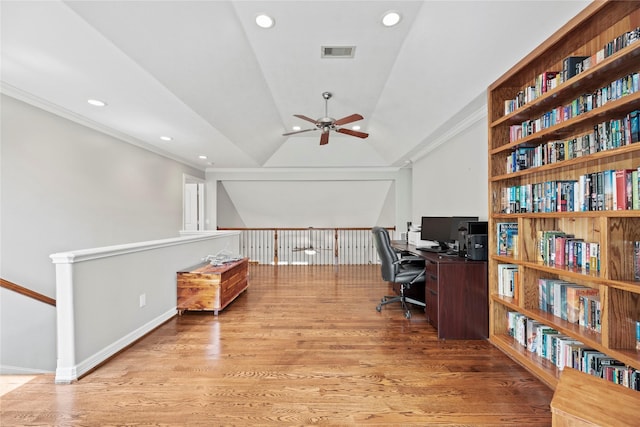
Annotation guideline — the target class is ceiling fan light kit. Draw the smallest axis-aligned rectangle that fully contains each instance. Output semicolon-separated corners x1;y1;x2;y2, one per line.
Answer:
283;92;369;145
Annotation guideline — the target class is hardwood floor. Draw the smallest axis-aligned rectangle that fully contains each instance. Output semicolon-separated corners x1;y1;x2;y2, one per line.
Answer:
1;265;554;426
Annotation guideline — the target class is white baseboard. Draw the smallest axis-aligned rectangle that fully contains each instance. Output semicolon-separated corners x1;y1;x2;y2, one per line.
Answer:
55;308;176;384
0;365;52;375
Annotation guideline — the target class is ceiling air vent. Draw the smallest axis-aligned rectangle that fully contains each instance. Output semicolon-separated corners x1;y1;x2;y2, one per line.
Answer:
321;46;356;58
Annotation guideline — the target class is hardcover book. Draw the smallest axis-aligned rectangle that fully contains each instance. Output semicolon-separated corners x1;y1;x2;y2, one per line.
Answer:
563;56;589;81
497;222;518;256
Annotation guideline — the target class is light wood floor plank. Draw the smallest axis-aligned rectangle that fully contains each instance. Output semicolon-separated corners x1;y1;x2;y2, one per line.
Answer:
0;265;553;425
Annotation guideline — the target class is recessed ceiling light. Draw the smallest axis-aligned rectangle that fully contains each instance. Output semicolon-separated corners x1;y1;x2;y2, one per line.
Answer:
87;99;107;107
199;155;208;160
382;11;401;27
352;125;361;131
292;125;301;131
160;136;173;141
255;14;275;29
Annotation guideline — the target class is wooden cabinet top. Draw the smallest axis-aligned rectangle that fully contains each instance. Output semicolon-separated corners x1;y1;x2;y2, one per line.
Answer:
178;258;248;275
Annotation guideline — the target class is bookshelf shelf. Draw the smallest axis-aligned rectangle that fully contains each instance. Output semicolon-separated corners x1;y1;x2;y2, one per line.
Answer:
488;0;640;397
490;42;640;129
490;143;640;182
493;210;640;220
491;91;640;153
490;333;560;388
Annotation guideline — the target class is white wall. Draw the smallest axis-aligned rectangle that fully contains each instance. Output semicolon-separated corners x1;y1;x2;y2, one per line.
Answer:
0;95;204;373
411;94;488;224
208;168;412;238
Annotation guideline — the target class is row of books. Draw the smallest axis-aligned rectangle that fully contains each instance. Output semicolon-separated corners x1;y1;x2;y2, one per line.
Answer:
538;230;600;272
507;312;639;390
509;72;640;142
497;263;517;298
499;167;640;213
505;71;561;113
504;27;640;115
505;110;640;174
496;222;518;256
576;27;640;76
538;279;600;328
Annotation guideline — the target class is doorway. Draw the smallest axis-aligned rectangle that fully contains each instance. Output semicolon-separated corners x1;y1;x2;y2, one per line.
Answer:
183;174;205;231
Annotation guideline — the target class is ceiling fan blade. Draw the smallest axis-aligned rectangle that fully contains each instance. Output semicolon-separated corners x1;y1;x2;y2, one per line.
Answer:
336;128;369;139
282;128;317;136
320;131;330;145
293;114;318;124
334;113;363;126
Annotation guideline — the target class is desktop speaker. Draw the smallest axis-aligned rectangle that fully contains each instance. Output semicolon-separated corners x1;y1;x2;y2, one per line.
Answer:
466;234;488;261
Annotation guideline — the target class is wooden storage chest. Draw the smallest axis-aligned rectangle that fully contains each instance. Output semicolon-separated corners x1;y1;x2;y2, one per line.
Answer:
177;258;248;315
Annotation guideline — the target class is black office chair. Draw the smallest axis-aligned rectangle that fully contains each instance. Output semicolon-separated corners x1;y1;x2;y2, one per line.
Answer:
372;227;426;319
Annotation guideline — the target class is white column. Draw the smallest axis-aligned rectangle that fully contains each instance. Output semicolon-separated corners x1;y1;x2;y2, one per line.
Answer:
51;255;77;384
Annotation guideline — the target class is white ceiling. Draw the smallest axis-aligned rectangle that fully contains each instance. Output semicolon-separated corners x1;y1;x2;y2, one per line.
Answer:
1;0;591;170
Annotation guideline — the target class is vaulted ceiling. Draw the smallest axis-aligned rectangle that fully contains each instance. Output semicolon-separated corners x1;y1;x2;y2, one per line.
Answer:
1;1;590;170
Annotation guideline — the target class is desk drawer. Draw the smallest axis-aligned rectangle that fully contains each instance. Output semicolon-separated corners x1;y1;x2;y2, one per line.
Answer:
424;259;438;276
424;259;438;290
424;269;438;330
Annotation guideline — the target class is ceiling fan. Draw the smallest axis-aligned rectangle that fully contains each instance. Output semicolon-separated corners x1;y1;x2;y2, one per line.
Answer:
282;92;369;145
293;228;332;255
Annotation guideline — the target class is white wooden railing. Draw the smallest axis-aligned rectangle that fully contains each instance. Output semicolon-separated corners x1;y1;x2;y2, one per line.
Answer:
50;231;240;384
217;227;395;265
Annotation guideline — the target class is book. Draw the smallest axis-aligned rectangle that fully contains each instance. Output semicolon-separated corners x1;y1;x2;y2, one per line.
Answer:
563;56;589;81
552;281;578;320
636;320;640;351
632;169;639;209
566;286;599;324
536;324;558;358
579;294;601;332
629;110;639;143
615;169;634;210
526;318;541;353
634;241;640;281
497;222;518;256
540;230;565;265
498;263;518;297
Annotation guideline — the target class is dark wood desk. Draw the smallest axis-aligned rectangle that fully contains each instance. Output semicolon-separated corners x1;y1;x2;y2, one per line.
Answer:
392;242;488;339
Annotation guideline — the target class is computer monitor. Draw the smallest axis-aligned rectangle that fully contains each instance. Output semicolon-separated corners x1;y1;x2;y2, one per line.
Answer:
420;216;479;252
420;216;456;251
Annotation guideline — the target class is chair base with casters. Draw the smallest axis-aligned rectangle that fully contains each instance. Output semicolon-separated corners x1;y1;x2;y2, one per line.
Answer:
376;282;426;319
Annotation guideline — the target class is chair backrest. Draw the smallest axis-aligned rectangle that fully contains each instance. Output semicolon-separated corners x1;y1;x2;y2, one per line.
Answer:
371;227;398;282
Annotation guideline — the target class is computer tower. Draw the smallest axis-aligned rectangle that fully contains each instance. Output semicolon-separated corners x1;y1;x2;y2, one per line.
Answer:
466;234;488;261
456;220;487;257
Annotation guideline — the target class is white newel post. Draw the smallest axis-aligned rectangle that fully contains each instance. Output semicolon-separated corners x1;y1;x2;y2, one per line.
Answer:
50;254;77;384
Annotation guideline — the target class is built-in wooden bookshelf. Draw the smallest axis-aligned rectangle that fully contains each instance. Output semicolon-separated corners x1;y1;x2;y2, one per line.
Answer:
487;0;640;392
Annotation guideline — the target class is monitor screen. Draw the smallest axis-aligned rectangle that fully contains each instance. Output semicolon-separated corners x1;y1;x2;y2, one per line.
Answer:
420;216;454;245
421;216;479;251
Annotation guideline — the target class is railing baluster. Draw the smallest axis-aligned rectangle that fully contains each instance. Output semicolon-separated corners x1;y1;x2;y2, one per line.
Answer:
218;227;393;266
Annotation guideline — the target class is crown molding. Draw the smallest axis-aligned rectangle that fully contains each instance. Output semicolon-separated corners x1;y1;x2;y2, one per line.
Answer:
1;83;203;171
